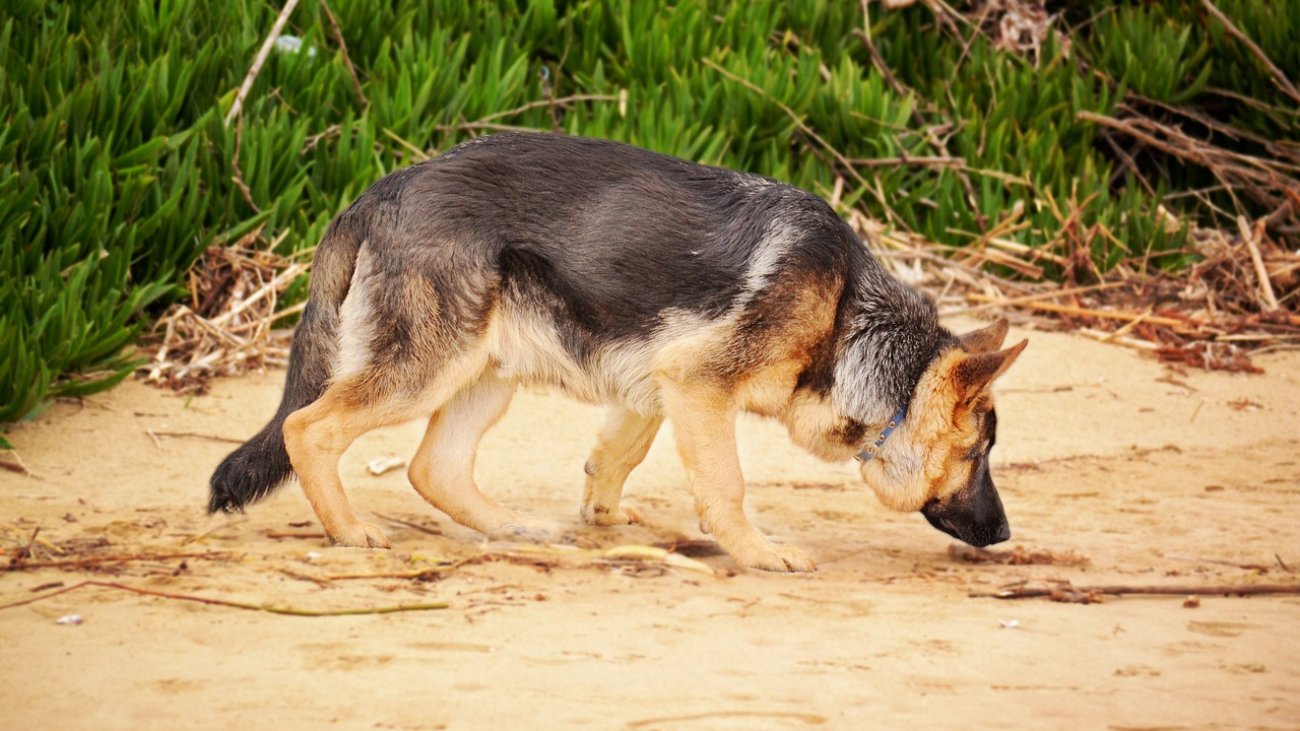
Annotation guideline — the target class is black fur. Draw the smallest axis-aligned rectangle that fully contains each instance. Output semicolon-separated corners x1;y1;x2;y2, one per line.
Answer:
207;205;367;512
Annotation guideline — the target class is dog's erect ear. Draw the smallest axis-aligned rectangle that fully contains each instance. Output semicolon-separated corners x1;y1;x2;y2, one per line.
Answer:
954;339;1028;396
958;318;1011;354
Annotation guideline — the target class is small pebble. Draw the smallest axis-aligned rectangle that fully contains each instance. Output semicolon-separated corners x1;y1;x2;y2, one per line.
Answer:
56;614;83;626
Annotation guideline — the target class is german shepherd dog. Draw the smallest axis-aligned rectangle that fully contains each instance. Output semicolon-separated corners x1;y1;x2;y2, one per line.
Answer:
210;133;1026;572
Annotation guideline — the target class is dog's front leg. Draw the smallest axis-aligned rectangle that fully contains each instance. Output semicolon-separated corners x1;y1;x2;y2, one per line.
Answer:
657;378;815;572
581;407;662;526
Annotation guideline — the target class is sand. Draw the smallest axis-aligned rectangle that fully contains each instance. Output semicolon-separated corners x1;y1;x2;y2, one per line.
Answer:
2;321;1298;730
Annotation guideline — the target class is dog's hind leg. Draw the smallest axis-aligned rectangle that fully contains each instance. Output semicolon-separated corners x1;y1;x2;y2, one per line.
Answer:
580;407;662;526
283;387;420;549
657;378;815;572
407;371;553;540
283;345;493;548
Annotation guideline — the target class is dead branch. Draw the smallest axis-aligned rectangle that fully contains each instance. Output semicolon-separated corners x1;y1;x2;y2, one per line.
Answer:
1239;215;1280;310
1199;0;1300;106
0;580;448;616
965;292;1193;328
4;551;229;572
374;513;445;537
224;0;302;126
851;154;966;169
231;116;260;212
138;238;305;392
148;430;245;444
700;57;909;231
1078;109;1299;213
973;581;1300;601
318;0;367;107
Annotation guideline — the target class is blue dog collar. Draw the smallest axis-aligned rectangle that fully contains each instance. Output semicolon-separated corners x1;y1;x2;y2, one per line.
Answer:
855;404;908;462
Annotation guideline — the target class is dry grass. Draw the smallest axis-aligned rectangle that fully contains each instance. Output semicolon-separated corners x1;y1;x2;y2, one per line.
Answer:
136;227;306;393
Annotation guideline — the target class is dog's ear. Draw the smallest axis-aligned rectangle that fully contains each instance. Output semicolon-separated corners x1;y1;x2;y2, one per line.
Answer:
954;339;1028;397
958;318;1010;354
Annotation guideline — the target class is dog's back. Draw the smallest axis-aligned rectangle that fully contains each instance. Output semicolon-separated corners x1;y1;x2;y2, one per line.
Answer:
344;133;901;410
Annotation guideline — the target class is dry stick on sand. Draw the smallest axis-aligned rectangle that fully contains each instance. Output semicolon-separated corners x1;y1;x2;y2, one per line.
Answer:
956;281;1128;314
1162;554;1275;571
0;580;448;616
4;551;229;572
373;513;445;537
0;449;36;477
147;430;245;445
972;583;1300;600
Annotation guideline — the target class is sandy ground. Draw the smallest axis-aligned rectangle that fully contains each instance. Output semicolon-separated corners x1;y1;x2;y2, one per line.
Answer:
2;320;1299;730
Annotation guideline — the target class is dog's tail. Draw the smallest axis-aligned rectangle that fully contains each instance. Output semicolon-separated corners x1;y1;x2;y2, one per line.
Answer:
207;215;364;514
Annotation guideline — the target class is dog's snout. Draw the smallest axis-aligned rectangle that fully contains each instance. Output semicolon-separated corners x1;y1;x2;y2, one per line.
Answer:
920;472;1011;547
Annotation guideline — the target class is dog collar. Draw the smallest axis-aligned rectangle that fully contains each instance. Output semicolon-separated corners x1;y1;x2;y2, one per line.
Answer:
855;405;908;462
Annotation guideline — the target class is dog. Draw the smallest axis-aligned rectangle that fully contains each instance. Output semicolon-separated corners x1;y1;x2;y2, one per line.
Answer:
209;132;1026;572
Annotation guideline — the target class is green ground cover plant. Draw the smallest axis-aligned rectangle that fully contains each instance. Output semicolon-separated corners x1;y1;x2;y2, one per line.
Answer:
3;0;1297;422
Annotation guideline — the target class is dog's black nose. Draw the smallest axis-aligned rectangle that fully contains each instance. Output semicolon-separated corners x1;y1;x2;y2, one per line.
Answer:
993;521;1011;544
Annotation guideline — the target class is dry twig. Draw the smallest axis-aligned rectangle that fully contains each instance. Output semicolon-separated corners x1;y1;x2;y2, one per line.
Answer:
224;0;302;126
973;581;1300;601
318;0;368;107
1199;0;1300;106
138;234;305;392
0;580;447;616
4;551;228;572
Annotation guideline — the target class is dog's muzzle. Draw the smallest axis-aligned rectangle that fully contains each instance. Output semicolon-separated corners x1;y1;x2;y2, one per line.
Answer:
920;463;1010;547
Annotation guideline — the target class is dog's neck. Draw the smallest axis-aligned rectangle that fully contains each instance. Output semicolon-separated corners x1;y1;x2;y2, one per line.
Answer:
828;262;955;428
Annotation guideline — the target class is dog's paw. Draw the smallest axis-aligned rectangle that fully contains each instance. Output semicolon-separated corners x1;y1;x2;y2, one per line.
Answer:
330;521;391;549
580;503;641;526
733;542;816;573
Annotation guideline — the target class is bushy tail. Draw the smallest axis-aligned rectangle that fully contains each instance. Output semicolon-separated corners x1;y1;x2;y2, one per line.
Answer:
208;216;364;513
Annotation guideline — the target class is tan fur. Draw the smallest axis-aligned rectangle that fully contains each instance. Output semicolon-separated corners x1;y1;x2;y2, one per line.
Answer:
581;407;661;526
284;343;495;548
860;339;1025;512
655;375;815;572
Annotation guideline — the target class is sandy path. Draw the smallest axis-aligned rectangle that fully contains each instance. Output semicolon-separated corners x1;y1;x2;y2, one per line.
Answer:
2;322;1298;730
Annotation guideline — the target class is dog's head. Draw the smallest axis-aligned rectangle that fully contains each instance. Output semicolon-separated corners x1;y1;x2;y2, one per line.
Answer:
859;319;1026;547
